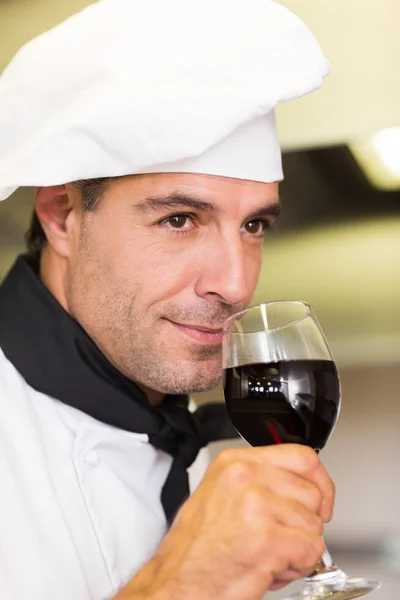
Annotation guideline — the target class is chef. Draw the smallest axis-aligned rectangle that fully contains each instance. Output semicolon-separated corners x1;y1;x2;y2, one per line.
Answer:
0;1;335;599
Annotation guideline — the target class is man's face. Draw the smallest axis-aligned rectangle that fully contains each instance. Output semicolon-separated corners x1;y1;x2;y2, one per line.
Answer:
64;173;280;394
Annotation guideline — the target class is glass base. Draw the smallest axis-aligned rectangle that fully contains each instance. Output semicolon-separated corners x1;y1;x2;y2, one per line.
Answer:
284;571;381;600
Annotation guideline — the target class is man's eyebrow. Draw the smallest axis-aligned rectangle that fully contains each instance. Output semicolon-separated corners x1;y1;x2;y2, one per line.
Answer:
134;192;281;219
246;202;281;220
134;193;217;213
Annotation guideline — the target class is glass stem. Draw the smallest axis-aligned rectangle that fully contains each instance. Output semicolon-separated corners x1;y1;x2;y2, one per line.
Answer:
305;546;346;582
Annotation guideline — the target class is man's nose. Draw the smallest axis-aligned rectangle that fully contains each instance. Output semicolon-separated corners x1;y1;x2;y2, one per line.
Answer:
194;234;252;308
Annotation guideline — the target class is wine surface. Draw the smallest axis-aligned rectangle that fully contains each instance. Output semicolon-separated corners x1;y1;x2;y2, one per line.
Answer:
224;360;340;450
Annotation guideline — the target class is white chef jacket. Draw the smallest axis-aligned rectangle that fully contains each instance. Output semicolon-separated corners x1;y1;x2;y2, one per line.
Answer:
0;347;209;600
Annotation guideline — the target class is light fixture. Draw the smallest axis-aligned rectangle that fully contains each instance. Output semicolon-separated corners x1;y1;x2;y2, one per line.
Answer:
349;126;400;191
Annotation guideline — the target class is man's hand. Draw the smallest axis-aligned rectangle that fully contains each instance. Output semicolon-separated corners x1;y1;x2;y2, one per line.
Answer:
115;445;335;600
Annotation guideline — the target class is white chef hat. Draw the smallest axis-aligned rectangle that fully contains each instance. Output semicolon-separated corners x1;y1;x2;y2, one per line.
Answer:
0;0;329;201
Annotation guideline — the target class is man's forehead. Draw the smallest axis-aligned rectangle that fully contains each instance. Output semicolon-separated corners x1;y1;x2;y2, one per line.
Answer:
117;172;280;207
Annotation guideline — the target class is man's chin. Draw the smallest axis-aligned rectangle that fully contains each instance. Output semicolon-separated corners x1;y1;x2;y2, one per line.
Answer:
185;376;222;395
129;344;223;396
157;364;223;396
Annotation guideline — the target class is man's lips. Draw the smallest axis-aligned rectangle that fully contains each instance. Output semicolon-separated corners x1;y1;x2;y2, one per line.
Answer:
164;319;224;345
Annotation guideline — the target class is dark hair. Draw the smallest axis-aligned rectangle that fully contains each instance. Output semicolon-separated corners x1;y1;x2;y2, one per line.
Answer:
25;177;110;260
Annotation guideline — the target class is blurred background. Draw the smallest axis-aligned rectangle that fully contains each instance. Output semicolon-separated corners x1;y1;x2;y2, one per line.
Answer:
0;0;399;598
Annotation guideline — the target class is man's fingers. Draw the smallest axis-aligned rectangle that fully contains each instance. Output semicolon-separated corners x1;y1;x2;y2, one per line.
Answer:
252;488;323;535
262;466;323;515
270;569;304;590
214;445;335;522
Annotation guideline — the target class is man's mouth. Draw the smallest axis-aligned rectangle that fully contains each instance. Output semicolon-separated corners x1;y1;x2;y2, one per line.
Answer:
163;319;224;345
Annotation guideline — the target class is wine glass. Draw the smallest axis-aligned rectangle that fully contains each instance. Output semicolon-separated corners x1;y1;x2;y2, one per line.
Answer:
222;301;380;600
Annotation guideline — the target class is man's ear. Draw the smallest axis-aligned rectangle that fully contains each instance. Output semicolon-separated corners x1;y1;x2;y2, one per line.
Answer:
35;184;82;258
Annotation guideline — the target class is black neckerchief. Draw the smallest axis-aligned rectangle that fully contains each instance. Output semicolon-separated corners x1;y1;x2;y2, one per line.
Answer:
0;255;237;523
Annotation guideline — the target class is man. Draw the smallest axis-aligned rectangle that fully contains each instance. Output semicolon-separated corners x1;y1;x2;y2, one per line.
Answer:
0;1;334;599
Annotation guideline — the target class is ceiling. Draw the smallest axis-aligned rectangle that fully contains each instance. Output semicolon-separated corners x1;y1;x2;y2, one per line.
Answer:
0;0;399;367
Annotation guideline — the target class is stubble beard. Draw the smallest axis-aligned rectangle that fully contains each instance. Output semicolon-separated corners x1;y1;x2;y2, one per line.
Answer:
124;303;236;394
68;234;234;394
122;319;224;394
70;286;225;395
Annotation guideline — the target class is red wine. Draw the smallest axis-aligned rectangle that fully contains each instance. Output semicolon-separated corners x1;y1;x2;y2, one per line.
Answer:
224;360;340;450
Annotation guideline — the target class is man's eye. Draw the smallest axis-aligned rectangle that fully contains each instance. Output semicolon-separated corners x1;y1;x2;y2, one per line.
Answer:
242;220;270;236
167;215;190;228
158;214;195;231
